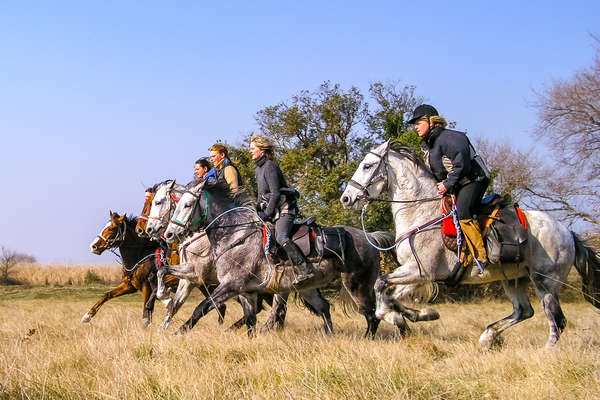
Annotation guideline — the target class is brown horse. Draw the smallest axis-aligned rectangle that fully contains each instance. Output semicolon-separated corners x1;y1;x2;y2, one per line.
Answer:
85;211;179;326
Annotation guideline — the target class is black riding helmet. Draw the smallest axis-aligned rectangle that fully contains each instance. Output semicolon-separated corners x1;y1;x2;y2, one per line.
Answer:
407;104;439;124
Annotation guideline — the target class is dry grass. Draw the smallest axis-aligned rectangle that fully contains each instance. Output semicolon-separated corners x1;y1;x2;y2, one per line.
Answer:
9;263;122;286
1;287;599;399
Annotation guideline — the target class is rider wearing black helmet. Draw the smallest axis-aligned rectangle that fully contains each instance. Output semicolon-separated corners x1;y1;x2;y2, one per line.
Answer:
408;104;490;273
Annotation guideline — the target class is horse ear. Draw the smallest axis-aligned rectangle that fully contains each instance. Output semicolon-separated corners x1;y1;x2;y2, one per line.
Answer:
169;180;176;189
109;210;114;218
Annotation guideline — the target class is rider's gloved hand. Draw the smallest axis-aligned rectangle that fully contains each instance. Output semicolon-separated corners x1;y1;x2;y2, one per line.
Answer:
257;211;268;221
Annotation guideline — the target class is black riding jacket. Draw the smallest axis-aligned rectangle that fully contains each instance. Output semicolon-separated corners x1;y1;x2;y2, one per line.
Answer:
420;127;485;192
254;155;292;218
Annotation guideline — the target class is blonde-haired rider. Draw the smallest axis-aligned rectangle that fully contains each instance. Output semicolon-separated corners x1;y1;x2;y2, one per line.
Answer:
408;104;490;274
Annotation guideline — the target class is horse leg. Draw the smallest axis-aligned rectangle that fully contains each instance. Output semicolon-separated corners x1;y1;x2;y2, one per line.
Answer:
374;277;439;325
532;272;567;349
340;273;381;338
141;281;155;327
262;293;289;332
237;293;258;337
81;280;137;323
479;277;534;350
156;263;192;300
299;289;333;335
176;282;240;335
161;279;193;329
198;285;227;325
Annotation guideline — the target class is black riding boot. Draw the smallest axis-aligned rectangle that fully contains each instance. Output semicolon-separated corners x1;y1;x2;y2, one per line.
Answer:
282;240;314;285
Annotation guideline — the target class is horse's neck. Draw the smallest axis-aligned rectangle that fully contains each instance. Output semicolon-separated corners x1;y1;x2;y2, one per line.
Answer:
119;223;158;268
388;157;439;232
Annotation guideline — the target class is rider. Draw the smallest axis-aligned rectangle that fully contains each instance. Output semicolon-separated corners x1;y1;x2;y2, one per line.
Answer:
408;104;490;273
249;134;314;285
208;143;253;207
187;158;215;188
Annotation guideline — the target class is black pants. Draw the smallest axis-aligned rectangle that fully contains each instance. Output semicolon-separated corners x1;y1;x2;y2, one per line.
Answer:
455;179;489;220
274;213;295;245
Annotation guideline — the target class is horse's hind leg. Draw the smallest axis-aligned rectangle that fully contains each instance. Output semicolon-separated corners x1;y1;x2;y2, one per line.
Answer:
141;282;155;327
198;285;227;325
479;277;534;350
299;289;333;334
262;293;289;332
532;272;567;348
177;282;240;335
161;279;193;329
237;293;258;337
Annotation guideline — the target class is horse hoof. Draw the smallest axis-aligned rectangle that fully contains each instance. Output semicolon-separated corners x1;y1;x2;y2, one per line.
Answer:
479;330;495;350
161;321;170;330
417;308;440;321
81;314;92;323
142;318;151;328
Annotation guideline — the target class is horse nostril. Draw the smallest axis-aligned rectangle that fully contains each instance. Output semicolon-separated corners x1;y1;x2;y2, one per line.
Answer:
341;196;348;204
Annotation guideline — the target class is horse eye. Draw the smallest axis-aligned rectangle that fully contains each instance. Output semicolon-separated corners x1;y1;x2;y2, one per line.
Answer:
363;163;373;170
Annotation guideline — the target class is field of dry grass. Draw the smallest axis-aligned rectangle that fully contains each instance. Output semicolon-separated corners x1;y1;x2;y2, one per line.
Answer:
1;281;599;399
9;263;122;286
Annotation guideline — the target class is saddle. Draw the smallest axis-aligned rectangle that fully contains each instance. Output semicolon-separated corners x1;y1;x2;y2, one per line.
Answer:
441;194;528;264
261;216;346;264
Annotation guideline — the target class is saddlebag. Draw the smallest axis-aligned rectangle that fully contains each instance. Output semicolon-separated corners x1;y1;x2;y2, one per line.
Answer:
314;226;346;262
485;204;528;264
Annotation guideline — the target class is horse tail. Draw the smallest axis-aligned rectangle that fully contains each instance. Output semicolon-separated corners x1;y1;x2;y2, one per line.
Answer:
572;231;600;309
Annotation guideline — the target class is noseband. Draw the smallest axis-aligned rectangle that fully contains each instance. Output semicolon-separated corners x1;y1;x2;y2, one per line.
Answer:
347;144;389;202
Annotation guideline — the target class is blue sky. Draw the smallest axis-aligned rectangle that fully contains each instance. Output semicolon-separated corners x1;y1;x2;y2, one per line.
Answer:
1;1;598;264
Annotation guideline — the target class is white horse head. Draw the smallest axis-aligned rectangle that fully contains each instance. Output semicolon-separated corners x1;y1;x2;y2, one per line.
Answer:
145;180;181;237
164;180;206;243
341;141;438;212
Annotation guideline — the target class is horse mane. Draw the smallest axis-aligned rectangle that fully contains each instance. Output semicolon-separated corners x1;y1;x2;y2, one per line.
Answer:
151;179;175;192
388;144;435;179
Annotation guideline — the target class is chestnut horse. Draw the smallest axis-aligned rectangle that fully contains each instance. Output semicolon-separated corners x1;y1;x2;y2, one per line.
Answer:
85;211;179;326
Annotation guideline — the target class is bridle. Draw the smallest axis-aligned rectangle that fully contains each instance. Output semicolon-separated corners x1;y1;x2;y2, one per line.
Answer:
169;189;209;240
95;220;127;250
346;142;390;204
347;142;441;205
148;187;184;229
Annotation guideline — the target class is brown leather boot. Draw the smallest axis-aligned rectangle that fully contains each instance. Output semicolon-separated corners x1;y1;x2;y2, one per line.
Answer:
459;219;488;272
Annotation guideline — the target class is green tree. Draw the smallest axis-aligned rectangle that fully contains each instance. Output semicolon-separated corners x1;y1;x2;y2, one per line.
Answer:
251;81;425;232
255;81;370;227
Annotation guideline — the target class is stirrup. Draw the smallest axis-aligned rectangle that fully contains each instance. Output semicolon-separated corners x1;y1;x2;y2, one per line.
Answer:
474;259;487;274
292;264;314;285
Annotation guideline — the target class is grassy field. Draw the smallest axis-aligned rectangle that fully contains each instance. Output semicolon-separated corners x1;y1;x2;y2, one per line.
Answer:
1;283;599;400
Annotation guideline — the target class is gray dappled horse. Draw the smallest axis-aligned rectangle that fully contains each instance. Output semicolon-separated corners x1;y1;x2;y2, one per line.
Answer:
163;179;394;337
341;141;600;349
144;180;280;330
